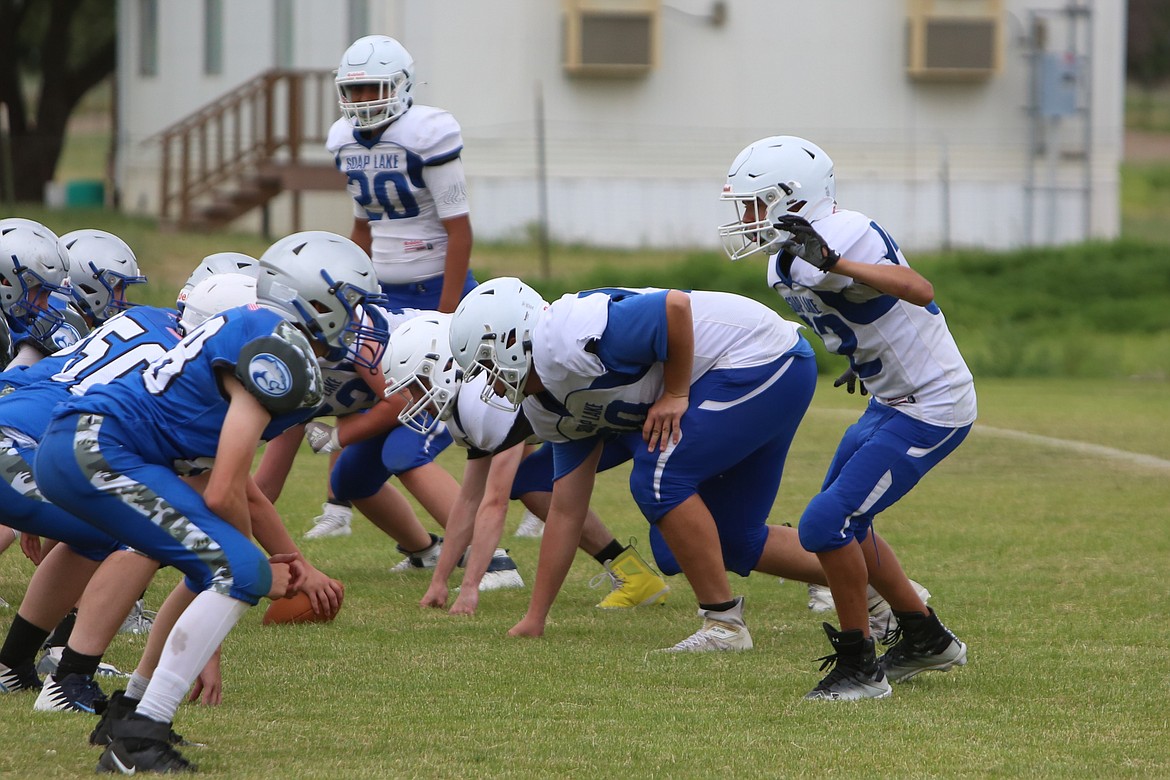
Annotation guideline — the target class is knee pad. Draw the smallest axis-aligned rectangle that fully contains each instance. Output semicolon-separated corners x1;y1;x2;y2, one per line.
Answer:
648;525;681;576
220;545;273;605
718;525;769;577
798;491;856;553
330;439;391;501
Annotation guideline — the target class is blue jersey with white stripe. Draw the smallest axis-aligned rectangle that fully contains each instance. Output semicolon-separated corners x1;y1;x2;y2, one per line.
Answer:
52;306;322;463
0;306;180;439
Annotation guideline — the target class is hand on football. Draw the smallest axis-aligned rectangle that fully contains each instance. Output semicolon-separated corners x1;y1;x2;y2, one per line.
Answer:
775;215;840;272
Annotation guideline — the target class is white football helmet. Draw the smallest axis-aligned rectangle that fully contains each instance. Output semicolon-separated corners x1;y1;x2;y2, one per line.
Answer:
178;273;258;335
61;229;146;324
381;313;461;434
717;136;836;261
449;277;547;410
176;252;258;312
256;231;385;367
335;35;415;130
0;220;71;339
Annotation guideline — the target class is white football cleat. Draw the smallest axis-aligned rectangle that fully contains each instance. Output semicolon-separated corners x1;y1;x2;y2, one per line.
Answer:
662;596;753;652
513;510;544;538
304;502;353;539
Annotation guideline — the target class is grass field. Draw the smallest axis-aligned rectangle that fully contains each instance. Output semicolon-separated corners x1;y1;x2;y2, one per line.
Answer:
1;79;1167;778
1;375;1168;778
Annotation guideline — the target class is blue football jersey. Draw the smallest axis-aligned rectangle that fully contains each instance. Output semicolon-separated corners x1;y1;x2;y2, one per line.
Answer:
52;306;322;464
0;306;180;439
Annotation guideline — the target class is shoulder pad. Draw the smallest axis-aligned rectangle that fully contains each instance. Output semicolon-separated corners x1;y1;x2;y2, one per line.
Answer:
325;117;355;154
396;106;462;160
234;321;324;415
33;304;89;355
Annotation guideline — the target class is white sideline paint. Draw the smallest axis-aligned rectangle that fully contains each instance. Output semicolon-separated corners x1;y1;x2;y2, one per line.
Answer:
972;425;1170;473
817;409;1170;473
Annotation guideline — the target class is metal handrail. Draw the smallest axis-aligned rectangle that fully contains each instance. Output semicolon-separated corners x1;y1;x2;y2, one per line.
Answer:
154;68;335;226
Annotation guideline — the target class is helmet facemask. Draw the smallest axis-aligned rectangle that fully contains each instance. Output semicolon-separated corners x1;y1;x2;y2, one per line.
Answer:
388;353;461;434
718;136;836;262
335;35;415;131
282;271;387;369
472;334;532;412
718;186;790;261
6;263;68;340
337;74;411;130
381;314;461;433
74;262;146;323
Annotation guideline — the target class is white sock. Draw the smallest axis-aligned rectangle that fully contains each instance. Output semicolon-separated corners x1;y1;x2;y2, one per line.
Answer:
126;671;151;701
135;591;248;724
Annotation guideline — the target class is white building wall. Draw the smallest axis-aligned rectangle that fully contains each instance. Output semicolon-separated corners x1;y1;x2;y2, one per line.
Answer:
115;0;1127;252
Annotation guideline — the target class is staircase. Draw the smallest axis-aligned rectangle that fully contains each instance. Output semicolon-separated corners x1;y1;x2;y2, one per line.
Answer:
154;69;343;232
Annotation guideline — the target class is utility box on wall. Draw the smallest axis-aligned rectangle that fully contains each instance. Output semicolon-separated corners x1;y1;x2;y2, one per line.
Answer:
906;0;1003;81
564;0;660;77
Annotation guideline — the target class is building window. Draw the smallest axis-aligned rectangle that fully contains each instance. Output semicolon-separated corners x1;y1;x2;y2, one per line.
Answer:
139;0;158;77
347;0;369;42
274;0;293;68
204;0;223;75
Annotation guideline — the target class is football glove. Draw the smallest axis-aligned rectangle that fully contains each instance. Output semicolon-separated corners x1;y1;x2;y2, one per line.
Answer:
833;366;868;396
304;421;341;454
775;215;840;272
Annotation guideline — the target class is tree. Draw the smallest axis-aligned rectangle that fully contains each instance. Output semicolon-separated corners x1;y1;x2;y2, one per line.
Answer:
1128;0;1170;87
0;0;115;203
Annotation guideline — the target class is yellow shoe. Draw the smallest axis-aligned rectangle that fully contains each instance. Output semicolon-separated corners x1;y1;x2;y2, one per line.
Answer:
591;544;670;609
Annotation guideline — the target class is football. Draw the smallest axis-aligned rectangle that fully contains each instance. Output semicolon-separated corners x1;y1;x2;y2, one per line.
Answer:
262;588;342;626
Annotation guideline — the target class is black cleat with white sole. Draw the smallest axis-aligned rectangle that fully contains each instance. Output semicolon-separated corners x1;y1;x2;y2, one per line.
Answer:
97;714;195;774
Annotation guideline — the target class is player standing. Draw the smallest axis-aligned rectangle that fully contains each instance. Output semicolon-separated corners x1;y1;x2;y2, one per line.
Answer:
304;34;476;539
719;135;972;700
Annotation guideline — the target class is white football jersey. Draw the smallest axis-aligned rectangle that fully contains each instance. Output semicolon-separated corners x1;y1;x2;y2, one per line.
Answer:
523;289;802;443
314;304;426;417
326;106;468;284
768;209;976;427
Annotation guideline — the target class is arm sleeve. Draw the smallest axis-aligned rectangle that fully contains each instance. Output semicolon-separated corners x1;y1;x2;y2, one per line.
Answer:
592;290;670;374
425;158;470;220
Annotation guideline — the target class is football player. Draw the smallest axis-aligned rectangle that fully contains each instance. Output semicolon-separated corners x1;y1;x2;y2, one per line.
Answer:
0;218;86;368
719;135;972;700
304;33;477;542
34;231;378;773
375;313;670;614
330;34;475;313
449;279;835;651
0;272;254;704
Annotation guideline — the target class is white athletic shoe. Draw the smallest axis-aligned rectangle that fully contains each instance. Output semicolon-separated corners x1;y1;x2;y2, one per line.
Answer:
36;647;128;679
388;535;442;572
868;581;932;644
807;583;835;613
513;510;544;538
304;503;353;539
477;549;525;591
663;597;753;652
119;599;156;635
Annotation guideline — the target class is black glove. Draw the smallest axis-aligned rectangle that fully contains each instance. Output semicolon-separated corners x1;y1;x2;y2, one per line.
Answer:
833;366;867;396
775;215;840;272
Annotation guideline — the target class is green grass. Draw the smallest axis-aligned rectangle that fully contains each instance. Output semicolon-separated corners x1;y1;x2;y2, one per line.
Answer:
1;376;1168;778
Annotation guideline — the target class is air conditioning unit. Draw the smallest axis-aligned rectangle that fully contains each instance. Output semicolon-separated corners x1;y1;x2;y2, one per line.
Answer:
564;0;659;77
907;0;1002;81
